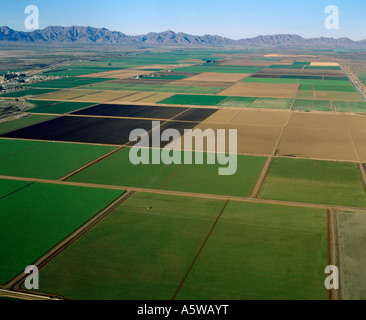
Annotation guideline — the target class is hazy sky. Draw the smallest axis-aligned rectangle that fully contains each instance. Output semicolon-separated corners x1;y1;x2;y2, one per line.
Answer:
1;0;365;40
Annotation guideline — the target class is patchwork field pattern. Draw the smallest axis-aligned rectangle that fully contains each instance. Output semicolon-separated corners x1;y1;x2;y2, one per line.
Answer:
1;53;366;300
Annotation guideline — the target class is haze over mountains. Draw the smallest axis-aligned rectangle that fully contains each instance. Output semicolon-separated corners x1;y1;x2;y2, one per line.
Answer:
1;26;365;48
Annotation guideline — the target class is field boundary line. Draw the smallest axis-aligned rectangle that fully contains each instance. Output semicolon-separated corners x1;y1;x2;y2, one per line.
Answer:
5;190;135;294
2;174;366;212
158;164;186;190
172;200;230;300
249;157;273;198
0;289;59;301
327;209;342;301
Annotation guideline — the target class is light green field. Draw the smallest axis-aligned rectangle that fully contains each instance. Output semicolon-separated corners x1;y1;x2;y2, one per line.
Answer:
218;97;257;108
243;78;298;84
177;201;328;300
249;98;293;110
68;148;183;189
172;66;263;74
293;99;332;112
0;140;116;180
260;158;366;207
161;154;267;197
32;192;226;300
0;182;124;285
0;115;58;135
333;101;366;113
158;94;227;106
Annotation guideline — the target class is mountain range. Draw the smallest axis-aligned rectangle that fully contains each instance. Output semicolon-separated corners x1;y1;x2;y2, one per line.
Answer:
1;26;366;48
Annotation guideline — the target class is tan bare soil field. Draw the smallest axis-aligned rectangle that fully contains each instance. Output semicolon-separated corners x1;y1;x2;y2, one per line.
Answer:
138;93;175;104
220;82;299;98
289;113;366;131
228;109;291;127
83;69;151;79
337;210;366;300
113;92;157;103
277;127;358;161
168;80;232;87
175;123;282;155
310;62;340;67
201;109;241;125
181;72;251;82
36;90;100;101
70;90;132;102
349;131;366;161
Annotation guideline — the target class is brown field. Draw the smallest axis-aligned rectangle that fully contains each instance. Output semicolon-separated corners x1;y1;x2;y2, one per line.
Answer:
168;80;232;87
277;127;358;161
228;109;291;127
220;82;299;98
137;93;175;104
83;69;151;79
70;90;133;102
178;123;282;155
36;90;100;101
310;62;340;67
201;109;241;125
134;64;172;70
112;92;157;103
349;131;366;161
289;113;366;131
180;72;251;83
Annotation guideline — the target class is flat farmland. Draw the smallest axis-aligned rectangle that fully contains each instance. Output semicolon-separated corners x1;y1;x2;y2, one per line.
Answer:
37;90;100;101
0;139;116;180
176;201;328;300
315;91;364;101
70;90;136;102
0;178;32;198
68;148;184;189
30;193;226;300
260;158;366;207
158;94;227;106
193;123;282;155
276;127;358;161
219;83;299;98
218;97;256;108
1;116;155;145
334;101;366;113
249;98;293;110
337;210;366;300
0;182;124;285
0;88;59;98
201;109;241;124
72;104;190;120
180;72;251;82
293;99;332;112
161;154;267;197
137;93;175;104
228;109;291;127
243;77;298;84
29;102;95;114
0;115;58;135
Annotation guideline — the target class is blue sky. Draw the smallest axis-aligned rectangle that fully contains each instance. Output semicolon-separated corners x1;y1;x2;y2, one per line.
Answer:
0;0;365;40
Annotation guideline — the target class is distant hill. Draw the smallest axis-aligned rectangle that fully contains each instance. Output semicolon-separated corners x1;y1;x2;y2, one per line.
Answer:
1;26;365;49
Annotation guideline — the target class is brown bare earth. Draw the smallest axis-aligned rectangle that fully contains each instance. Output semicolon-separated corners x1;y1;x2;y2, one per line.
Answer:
219;82;299;98
277;127;358;161
174;123;282;155
219;59;274;66
36;90;100;101
228;109;291;127
70;90;137;102
181;72;251;82
350;131;366;161
315;91;364;101
137;93;175;104
310;62;340;67
83;69;151;79
201;109;241;125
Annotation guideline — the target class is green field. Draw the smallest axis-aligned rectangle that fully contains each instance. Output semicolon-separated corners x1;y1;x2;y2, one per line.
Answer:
268;65;303;69
0;182;124;285
0;140;116;180
68;148;184;189
32;192;226;299
161;154;266;197
172;66;263;74
0;115;58;135
0;179;32;198
243;78;298;84
293;99;332;112
29;101;95;114
176;201;328;300
260;157;366;207
158;94;227;106
218;97;257;108
333;101;366;113
0;88;59;98
28;77;110;89
249;98;293;110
